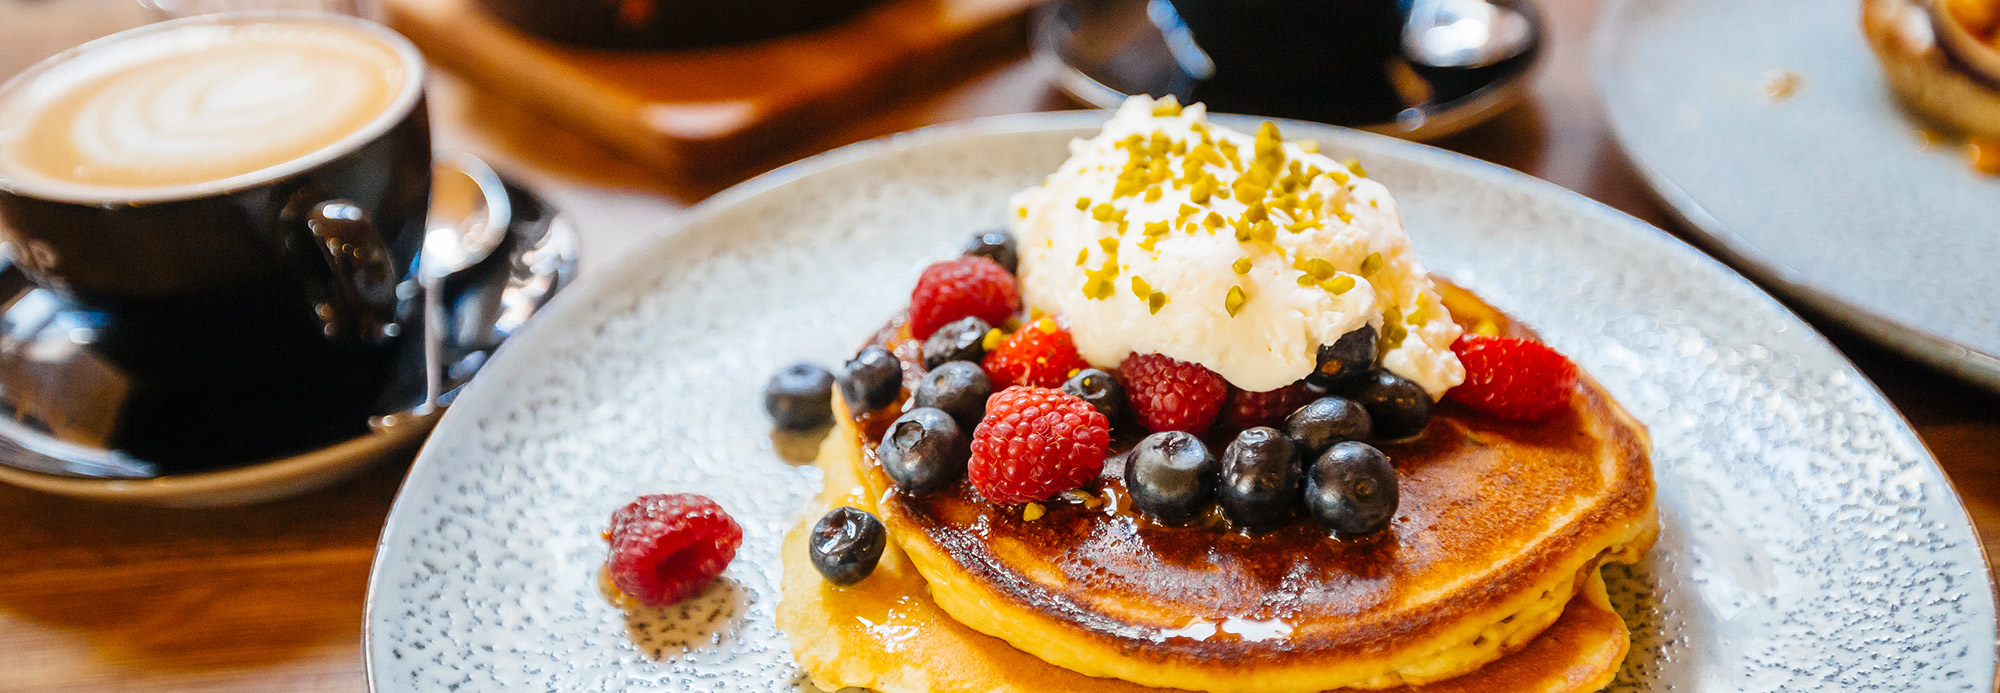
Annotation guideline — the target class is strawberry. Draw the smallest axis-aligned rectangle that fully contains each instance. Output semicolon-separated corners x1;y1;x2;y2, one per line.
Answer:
1446;334;1579;421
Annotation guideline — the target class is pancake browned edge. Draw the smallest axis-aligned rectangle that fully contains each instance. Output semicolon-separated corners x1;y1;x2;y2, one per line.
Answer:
779;280;1658;692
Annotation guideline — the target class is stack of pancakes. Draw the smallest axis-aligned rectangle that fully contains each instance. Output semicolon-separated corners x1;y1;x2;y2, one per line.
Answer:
778;281;1658;692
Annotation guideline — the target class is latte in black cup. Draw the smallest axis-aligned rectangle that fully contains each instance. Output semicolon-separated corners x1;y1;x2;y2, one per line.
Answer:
0;14;434;475
0;19;411;195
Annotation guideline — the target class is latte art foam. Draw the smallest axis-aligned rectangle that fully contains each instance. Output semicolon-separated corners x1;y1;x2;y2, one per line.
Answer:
0;21;408;192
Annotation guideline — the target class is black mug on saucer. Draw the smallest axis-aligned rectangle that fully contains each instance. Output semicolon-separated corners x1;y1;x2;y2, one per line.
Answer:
1166;0;1411;123
0;12;437;474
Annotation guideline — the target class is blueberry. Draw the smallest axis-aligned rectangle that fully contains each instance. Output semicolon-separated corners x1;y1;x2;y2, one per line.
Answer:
1308;326;1378;389
809;506;887;585
1346;370;1432;440
911;361;991;427
1219;427;1302;532
1283;396;1373;455
838;345;903;413
876;407;967;496
1306;441;1398;536
1124;431;1218;524
763;363;835;430
922;316;991;370
1061;368;1129;426
963;229;1018;274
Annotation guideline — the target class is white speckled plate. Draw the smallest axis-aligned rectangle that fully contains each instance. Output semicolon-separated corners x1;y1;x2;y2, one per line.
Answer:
1596;0;2000;392
363;113;1999;692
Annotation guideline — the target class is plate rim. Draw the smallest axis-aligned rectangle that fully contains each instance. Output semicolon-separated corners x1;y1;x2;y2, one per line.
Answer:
361;109;2000;690
1589;0;2000;394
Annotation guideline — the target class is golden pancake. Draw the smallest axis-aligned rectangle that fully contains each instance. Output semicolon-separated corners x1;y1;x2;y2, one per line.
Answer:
778;427;1632;693
804;280;1655;692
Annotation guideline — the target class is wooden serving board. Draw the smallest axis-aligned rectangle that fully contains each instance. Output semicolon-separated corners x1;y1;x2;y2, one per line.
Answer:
384;0;1042;178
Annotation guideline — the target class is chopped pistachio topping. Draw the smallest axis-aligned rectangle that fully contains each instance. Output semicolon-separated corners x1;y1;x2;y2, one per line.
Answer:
1250;220;1276;243
1225;285;1247;316
1360;252;1384;276
1023;502;1046;521
981;328;1005;350
1382;303;1407;348
1051;103;1401;333
1293;257;1337;280
1083;277;1115;300
1189;177;1214;203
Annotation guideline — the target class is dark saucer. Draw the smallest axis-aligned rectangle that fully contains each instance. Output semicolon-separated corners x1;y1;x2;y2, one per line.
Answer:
0;163;577;506
1036;0;1541;140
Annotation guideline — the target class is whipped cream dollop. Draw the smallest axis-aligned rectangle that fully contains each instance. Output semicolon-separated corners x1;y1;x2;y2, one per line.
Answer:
1008;96;1464;397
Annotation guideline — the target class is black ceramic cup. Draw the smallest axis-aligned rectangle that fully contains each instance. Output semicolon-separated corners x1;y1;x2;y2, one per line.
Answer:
0;13;433;474
1166;0;1410;122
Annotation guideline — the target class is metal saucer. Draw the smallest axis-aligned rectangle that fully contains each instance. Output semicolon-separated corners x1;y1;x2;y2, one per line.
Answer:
1036;0;1540;140
0;155;578;507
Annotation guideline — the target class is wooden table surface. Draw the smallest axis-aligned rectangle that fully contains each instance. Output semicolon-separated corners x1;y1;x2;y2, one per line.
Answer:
1;1;1995;690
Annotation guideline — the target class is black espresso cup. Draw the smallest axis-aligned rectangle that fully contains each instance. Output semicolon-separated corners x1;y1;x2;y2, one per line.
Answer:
1166;0;1410;123
0;13;433;474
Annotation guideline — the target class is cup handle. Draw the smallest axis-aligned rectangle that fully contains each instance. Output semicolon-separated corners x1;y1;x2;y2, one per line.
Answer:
304;200;399;342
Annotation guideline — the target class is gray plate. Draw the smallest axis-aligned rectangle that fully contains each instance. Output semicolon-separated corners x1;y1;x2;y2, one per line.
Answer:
363;113;1999;691
1596;0;2000;392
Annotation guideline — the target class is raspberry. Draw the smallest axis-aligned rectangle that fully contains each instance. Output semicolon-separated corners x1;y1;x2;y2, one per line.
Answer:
969;386;1111;504
909;257;1020;340
1119;353;1228;433
981;317;1091;389
1446;334;1579;421
1217;380;1312;432
605;494;744;607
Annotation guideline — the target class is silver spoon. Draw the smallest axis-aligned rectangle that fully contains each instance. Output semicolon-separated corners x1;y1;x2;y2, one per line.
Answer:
418;153;511;412
1402;0;1535;69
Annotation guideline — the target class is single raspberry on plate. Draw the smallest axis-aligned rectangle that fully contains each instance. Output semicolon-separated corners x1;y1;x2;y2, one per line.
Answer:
982;316;1091;389
1217;380;1313;432
1119;353;1228;433
605;493;743;607
969;386;1111;504
1446;334;1579;421
909;256;1020;340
